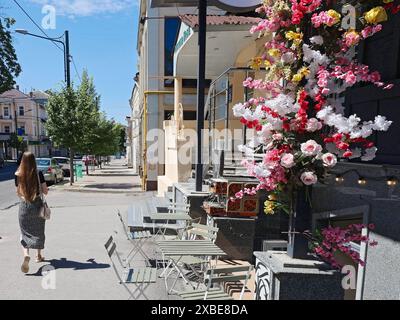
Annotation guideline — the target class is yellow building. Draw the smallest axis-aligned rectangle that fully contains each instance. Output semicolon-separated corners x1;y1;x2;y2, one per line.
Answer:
0;88;50;159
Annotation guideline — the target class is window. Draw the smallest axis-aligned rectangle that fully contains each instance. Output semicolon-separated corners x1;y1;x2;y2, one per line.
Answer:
19;106;24;116
18;125;25;136
4;126;10;134
164;17;181;87
164;110;197;121
3;106;9;117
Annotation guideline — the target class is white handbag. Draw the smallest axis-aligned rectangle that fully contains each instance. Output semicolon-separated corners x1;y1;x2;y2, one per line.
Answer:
38;172;51;220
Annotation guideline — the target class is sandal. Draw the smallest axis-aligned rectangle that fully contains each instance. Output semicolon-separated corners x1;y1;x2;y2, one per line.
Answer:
36;255;45;263
21;256;30;274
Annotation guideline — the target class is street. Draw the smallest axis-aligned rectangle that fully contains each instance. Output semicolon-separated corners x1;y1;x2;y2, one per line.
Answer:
0;163;19;211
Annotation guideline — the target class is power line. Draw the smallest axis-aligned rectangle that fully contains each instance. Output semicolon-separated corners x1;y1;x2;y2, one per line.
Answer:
12;0;64;53
12;0;81;83
71;56;82;83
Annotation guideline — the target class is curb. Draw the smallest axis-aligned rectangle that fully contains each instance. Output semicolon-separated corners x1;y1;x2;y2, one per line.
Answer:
50;186;147;194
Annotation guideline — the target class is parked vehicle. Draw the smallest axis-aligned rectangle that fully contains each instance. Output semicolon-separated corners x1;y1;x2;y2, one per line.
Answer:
53;157;71;177
82;155;97;166
36;158;64;184
0;151;4;169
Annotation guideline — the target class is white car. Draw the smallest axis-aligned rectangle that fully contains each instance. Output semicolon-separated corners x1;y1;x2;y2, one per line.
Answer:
53;157;71;177
36;158;64;184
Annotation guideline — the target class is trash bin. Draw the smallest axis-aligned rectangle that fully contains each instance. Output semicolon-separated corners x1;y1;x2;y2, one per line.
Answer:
74;163;83;179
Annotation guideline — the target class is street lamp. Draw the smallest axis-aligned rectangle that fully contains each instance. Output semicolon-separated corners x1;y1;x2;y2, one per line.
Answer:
15;29;71;87
16;29;75;184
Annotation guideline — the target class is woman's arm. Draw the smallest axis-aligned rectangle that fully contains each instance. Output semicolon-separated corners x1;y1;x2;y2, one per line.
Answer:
41;183;49;195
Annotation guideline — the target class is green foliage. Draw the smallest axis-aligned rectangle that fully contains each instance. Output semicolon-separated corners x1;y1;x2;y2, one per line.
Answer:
118;125;126;153
45;70;122;157
0;17;22;93
9;133;27;152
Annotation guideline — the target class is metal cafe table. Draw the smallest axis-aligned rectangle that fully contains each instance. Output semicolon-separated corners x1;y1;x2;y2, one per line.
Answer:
156;240;227;294
148;213;193;239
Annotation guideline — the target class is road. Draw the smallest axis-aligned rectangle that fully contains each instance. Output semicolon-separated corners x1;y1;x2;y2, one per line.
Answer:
0;163;19;211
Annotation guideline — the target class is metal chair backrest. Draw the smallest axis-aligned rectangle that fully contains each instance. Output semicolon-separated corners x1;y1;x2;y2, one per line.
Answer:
168;203;191;214
189;223;219;243
205;265;254;300
104;235;125;270
117;210;131;240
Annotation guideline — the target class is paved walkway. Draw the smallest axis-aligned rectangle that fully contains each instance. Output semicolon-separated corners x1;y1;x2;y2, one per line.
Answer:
53;159;144;194
0;159;176;300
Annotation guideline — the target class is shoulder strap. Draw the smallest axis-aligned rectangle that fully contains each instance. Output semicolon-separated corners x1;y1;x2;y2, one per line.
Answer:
37;171;44;199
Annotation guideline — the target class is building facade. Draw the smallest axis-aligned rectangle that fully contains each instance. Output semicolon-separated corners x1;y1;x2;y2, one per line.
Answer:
134;0;226;190
0;88;50;159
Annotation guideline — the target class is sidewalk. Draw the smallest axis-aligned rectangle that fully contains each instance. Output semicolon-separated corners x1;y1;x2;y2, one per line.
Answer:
53;159;144;194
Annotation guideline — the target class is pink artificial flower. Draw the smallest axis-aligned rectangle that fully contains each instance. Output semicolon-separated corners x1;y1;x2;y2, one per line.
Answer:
300;140;323;156
300;171;318;186
306;118;323;132
280;153;296;169
321;153;337;168
344;71;357;85
272;133;284;141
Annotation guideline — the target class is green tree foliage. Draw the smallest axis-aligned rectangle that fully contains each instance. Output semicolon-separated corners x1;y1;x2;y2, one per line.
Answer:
46;71;123;183
9;133;27;154
118;125;126;154
0;17;22;93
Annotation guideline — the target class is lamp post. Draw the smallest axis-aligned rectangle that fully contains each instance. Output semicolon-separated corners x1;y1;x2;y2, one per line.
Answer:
16;29;71;87
16;29;75;184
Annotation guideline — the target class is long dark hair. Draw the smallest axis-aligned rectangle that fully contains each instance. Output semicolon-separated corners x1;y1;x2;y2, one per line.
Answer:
17;152;39;202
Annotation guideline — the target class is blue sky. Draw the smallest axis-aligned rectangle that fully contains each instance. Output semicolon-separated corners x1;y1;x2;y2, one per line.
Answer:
6;0;139;124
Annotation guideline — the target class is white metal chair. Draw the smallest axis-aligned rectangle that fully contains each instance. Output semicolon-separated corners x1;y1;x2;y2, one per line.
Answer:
177;265;254;300
105;236;157;300
162;223;220;293
117;210;152;266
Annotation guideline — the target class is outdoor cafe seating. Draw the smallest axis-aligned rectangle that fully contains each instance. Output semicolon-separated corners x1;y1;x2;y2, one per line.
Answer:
106;198;254;300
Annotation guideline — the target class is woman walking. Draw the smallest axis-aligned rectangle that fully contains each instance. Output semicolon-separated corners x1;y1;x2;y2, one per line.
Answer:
15;152;48;273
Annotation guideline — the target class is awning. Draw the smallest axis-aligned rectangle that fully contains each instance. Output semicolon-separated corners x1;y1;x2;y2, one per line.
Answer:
174;15;260;78
151;0;261;13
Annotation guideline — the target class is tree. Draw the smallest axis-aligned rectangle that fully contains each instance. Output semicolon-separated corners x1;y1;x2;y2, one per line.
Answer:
45;85;80;185
91;115;121;161
8;133;27;156
118;125;126;154
76;71;101;155
0;17;21;94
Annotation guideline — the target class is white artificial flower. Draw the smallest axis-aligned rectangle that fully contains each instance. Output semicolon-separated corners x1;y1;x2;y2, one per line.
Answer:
233;103;245;117
373;116;392;131
361;147;378;161
254;164;271;178
310;35;324;45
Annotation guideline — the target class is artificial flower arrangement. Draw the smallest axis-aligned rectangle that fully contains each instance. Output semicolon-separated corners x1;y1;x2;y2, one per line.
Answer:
232;0;399;265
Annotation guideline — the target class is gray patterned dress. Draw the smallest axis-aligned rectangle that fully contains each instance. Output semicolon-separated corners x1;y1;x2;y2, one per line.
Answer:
15;172;46;249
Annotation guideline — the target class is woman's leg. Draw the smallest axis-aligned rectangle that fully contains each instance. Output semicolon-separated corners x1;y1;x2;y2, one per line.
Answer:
21;246;30;273
22;246;29;257
36;249;44;262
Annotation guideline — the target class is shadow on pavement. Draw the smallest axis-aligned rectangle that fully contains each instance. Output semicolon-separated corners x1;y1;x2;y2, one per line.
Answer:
26;258;110;276
83;183;140;190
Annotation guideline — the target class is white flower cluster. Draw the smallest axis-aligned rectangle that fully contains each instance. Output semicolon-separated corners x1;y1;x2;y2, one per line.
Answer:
317;106;392;139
